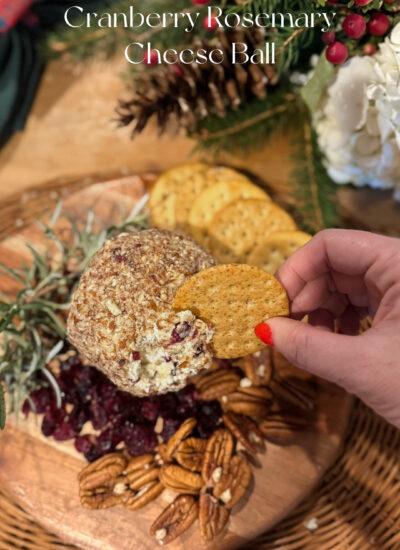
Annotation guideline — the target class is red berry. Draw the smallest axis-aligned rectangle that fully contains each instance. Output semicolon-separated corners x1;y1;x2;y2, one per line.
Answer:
326;42;349;65
354;0;372;5
363;43;377;56
322;31;335;45
192;0;209;3
203;15;218;31
343;14;366;39
143;49;159;66
368;13;390;36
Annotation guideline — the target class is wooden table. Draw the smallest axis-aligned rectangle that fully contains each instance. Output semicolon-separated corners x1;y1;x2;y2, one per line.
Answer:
0;56;399;234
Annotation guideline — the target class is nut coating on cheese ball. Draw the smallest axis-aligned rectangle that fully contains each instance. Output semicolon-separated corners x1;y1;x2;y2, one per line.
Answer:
67;229;216;396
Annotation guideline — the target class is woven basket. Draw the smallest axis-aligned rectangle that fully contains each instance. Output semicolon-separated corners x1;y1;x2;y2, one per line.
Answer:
0;173;399;550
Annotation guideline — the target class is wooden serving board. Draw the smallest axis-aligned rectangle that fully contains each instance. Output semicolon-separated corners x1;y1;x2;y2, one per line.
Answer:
0;176;353;550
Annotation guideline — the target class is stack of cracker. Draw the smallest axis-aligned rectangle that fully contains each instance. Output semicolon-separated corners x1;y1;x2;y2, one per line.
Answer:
150;163;311;275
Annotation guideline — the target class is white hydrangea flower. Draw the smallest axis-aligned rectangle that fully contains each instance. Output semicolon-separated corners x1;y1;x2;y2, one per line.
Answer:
313;23;400;199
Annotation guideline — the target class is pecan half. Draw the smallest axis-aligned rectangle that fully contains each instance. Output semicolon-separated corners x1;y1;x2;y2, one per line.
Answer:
199;494;230;542
157;443;170;464
126;466;160;490
213;454;252;509
79;475;130;510
124;481;164;511
236;349;273;387
224;390;270;421
223;412;264;454
124;454;154;474
165;417;197;460
175;437;207;472
201;428;234;483
195;368;241;401
258;412;308;445
160;464;204;494
150;495;199;545
78;453;128;491
270;376;316;411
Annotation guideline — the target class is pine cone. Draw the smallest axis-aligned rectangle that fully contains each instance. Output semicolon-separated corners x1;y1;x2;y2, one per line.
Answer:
117;27;278;137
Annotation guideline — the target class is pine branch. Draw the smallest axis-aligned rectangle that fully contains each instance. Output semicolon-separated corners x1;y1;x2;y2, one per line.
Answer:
289;120;340;233
192;85;301;154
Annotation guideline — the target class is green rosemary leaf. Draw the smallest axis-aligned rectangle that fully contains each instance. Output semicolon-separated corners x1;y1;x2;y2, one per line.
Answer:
0;262;25;284
0;383;5;430
49;201;63;228
2;330;29;349
41;367;62;408
45;340;65;362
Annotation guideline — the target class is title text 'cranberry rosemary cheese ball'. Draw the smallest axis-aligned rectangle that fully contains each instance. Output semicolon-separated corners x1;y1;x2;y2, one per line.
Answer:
67;229;216;396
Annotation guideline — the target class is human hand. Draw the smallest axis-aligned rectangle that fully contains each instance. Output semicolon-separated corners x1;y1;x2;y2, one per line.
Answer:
255;229;400;428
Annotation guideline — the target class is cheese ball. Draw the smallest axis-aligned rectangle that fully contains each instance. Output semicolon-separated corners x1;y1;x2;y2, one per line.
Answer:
67;229;216;396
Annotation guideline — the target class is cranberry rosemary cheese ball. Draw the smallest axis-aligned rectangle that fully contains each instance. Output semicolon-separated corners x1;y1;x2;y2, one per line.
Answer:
67;229;216;396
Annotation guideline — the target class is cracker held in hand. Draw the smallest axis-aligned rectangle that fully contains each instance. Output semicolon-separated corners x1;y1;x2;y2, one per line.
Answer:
189;181;269;249
150;163;208;230
175;166;250;231
210;199;297;264
173;264;289;359
247;231;312;274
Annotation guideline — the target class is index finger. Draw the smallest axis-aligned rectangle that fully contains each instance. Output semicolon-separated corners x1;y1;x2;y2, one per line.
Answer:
275;229;385;302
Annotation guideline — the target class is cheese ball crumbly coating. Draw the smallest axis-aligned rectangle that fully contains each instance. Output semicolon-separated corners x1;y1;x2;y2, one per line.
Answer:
67;229;216;396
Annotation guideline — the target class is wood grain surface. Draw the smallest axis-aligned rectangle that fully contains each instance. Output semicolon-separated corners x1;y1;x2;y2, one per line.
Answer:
0;57;399;237
0;177;352;550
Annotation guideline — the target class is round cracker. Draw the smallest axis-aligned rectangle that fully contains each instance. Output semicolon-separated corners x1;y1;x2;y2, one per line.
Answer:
173;264;289;359
188;181;269;249
175;166;250;231
149;163;208;230
247;231;312;274
209;199;297;264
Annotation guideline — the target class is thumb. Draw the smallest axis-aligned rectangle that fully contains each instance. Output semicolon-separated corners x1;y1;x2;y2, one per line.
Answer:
255;317;370;391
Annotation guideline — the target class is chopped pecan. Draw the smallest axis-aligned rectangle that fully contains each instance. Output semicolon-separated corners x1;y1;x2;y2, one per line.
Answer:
213;454;252;509
124;481;164;511
150;495;199;545
201;428;234;483
258;412;308;445
160;464;204;494
78;453;128;491
223;412;264;454
165;417;197;460
195;368;241;401
270;376;316;411
236;349;273;387
199;494;230;542
175;437;207;472
224;390;270;421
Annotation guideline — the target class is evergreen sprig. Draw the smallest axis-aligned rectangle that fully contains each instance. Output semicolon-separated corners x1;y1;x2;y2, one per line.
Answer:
0;197;149;428
192;84;302;154
289;120;340;233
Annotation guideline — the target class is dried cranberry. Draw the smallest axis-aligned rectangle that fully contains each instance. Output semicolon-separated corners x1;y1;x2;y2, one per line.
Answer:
141;400;159;423
41;415;57;437
100;380;117;401
97;428;120;455
161;417;181;443
131;351;141;361
89;401;107;430
74;435;93;455
53;422;77;441
177;385;200;408
22;399;31;416
69;404;89;432
169;321;191;345
30;387;53;413
60;354;82;373
85;445;101;463
196;400;222;438
159;393;177;417
124;423;157;456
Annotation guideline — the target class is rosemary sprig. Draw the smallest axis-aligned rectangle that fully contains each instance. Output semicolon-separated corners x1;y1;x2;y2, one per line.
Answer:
0;196;149;428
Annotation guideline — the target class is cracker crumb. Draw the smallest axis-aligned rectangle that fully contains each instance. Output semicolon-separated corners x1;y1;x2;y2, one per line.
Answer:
240;377;252;388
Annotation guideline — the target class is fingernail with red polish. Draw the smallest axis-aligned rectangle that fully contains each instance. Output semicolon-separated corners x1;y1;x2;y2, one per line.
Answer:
254;323;274;347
